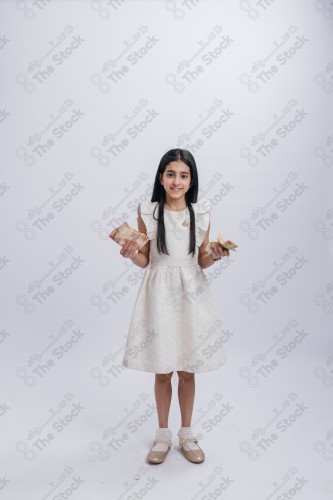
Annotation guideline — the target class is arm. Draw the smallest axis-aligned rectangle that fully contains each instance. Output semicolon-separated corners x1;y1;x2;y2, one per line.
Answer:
198;220;229;269
128;204;150;269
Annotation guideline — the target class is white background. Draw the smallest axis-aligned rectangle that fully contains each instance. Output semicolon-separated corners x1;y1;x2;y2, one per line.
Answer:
0;0;333;498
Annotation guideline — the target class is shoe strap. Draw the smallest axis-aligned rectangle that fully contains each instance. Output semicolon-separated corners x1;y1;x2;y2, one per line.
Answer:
179;435;199;447
153;437;172;448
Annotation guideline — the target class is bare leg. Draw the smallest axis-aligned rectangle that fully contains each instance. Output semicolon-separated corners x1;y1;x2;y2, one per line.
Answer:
154;372;173;427
177;371;195;426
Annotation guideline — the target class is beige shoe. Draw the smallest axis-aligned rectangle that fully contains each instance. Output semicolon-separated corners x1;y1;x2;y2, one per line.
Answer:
147;437;172;464
179;435;205;463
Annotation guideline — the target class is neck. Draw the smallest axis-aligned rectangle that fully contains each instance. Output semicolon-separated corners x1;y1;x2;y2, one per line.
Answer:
164;196;187;211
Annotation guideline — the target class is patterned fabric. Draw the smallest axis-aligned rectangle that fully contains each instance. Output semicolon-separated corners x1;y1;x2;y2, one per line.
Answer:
122;199;226;374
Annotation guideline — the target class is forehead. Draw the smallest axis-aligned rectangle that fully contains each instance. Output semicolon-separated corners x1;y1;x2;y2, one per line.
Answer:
165;161;190;173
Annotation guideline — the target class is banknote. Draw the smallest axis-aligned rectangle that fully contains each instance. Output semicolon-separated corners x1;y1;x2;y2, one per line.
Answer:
109;221;149;250
206;232;238;253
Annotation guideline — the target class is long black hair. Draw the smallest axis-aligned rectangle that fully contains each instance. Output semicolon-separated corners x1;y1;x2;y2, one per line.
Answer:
151;148;199;256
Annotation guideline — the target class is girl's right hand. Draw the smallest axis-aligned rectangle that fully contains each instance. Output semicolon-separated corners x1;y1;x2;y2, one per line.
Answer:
120;238;140;259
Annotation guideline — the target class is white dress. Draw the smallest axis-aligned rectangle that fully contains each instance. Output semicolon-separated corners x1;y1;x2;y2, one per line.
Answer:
122;199;226;374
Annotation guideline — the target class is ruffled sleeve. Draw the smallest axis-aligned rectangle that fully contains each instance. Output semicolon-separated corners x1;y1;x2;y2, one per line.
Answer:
139;200;159;240
193;198;212;247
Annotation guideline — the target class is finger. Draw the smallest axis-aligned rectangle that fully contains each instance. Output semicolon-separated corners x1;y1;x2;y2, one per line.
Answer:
209;245;216;255
130;241;139;254
209;243;218;254
127;243;135;254
122;241;131;251
216;244;223;255
214;245;223;258
131;240;140;251
127;242;135;253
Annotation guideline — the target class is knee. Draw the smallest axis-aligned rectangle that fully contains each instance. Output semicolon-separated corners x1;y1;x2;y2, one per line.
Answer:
155;372;173;383
177;371;194;382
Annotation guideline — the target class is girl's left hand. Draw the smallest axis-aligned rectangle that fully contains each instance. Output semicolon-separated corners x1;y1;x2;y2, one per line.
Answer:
210;243;229;260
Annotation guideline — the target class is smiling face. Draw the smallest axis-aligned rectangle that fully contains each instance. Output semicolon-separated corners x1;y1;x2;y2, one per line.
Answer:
159;161;192;201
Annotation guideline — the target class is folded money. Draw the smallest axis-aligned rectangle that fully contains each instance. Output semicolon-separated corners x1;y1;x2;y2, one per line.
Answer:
206;232;238;253
109;221;149;250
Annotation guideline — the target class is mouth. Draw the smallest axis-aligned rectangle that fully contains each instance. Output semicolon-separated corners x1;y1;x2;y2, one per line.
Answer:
171;187;182;191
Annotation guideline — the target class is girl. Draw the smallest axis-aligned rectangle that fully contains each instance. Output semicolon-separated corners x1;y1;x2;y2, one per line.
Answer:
112;149;229;465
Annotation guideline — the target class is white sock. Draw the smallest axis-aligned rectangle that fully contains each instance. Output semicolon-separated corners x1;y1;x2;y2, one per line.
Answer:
178;426;200;451
151;427;172;452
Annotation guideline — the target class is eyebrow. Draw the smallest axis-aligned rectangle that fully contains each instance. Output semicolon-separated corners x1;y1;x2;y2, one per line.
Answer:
166;169;189;174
